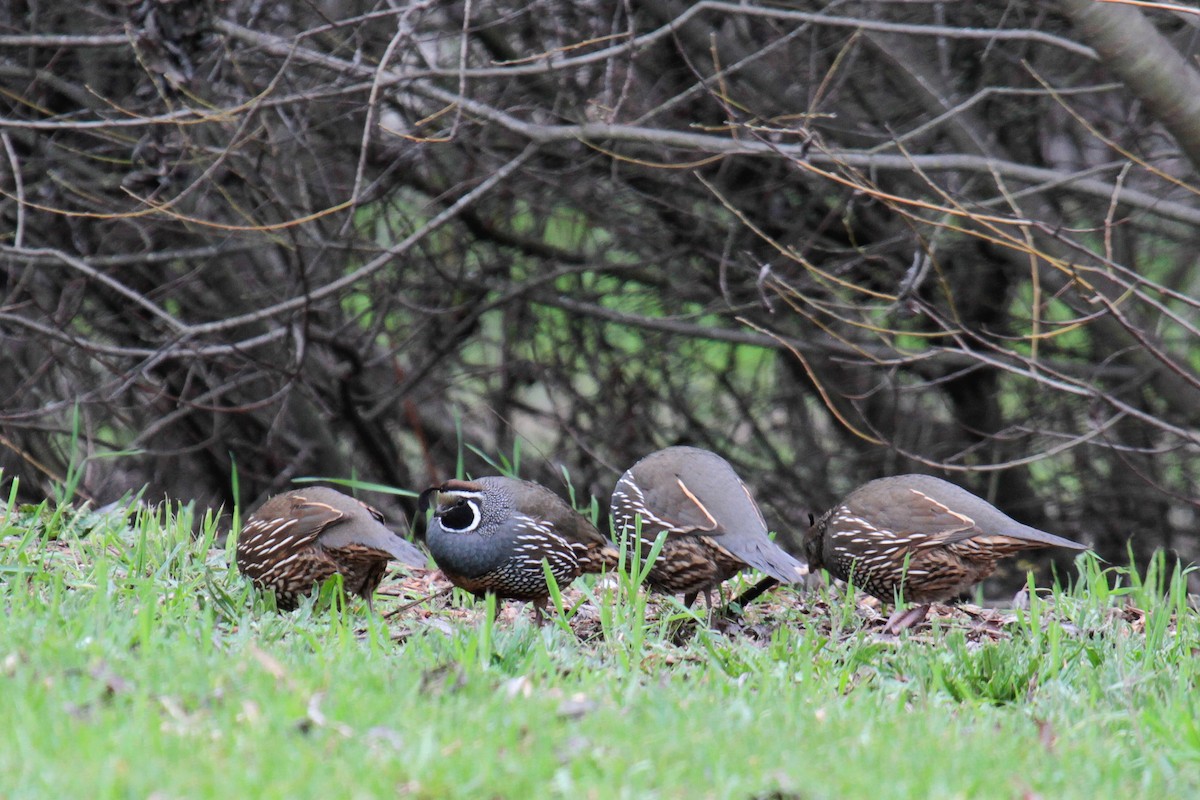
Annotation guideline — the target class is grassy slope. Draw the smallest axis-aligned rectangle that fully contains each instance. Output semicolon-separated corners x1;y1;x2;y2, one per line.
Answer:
0;500;1197;799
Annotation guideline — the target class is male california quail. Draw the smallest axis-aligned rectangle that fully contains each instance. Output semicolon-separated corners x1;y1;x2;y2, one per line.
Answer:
235;486;426;611
610;446;807;609
419;476;620;624
804;474;1087;632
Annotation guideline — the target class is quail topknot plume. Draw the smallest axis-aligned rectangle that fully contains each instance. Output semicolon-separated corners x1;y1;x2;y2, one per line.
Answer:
419;476;619;624
804;474;1087;632
235;486;427;611
610;446;807;609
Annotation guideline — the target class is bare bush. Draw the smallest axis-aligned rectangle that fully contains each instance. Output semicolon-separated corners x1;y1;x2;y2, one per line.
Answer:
1;1;1197;584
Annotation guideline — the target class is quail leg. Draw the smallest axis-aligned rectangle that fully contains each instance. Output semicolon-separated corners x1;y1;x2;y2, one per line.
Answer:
883;604;930;634
530;596;550;627
728;576;780;611
698;589;719;622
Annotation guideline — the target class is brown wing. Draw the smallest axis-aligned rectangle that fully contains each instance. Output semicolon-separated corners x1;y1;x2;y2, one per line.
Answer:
497;478;602;544
854;475;1087;550
237;495;346;571
495;477;617;573
285;497;350;541
847;483;979;549
630;474;721;536
316;499;426;566
943;534;1055;561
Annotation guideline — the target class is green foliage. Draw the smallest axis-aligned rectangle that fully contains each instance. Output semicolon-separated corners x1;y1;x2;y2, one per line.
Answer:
1007;282;1093;358
1;498;1199;797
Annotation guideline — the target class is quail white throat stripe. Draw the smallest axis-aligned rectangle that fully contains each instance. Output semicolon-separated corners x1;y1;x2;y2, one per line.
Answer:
438;495;482;533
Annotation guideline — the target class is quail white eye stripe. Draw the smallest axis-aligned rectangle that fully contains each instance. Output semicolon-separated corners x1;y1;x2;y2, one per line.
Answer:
439;489;484;502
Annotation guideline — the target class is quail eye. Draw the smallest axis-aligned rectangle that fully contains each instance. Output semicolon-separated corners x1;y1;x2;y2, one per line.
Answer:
439;499;481;532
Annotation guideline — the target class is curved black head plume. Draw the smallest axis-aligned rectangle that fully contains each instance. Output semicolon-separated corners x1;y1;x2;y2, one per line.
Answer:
417;486;439;515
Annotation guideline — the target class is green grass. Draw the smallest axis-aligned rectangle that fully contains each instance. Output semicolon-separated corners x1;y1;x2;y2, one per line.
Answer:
1;496;1198;798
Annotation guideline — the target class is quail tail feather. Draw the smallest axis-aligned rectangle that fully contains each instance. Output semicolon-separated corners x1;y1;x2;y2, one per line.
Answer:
992;523;1089;550
719;535;807;584
319;521;427;567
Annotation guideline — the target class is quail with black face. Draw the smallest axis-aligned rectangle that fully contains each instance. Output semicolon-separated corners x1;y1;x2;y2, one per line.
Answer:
804;474;1087;632
610;446;807;609
420;476;619;623
236;486;427;611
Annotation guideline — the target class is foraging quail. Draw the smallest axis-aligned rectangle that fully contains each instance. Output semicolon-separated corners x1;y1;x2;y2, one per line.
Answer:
235;487;426;611
804;474;1088;632
419;476;620;623
610;446;807;609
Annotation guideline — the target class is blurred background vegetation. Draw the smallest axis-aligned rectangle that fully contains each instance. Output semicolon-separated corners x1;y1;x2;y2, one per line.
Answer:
1;0;1197;589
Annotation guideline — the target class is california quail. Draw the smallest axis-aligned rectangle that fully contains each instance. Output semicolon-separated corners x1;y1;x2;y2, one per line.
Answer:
610;446;807;609
235;487;426;611
804;474;1087;632
419;476;620;624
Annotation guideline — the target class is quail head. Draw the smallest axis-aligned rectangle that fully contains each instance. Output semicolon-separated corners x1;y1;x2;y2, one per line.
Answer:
804;474;1087;632
419;476;619;624
610;446;807;609
236;486;427;611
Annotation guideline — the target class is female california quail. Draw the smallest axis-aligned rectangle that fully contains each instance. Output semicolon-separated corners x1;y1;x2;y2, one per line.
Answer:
419;476;620;624
610;446;807;609
235;486;427;611
804;474;1088;632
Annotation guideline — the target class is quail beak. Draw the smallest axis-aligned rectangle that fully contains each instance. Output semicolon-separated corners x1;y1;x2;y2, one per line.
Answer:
432;490;460;515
